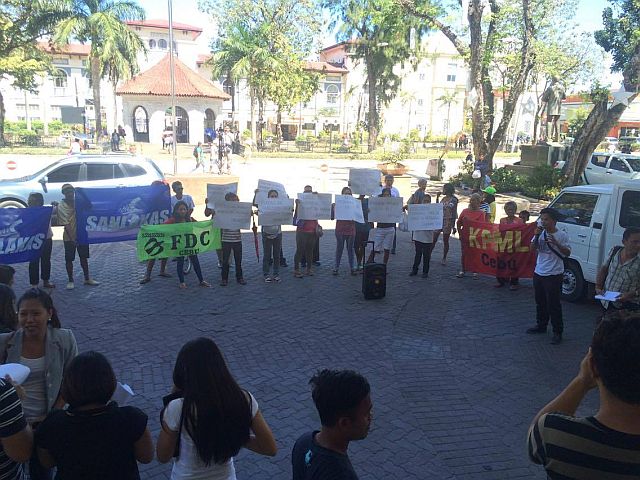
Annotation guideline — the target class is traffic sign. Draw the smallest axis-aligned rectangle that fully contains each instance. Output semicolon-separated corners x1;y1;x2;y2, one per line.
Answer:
6;160;16;171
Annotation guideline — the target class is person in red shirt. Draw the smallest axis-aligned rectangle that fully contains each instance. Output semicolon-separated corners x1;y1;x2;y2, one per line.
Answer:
496;201;524;290
456;193;486;279
332;187;357;276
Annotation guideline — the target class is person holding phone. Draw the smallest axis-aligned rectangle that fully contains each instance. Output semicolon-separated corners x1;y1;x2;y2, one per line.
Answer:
526;208;571;345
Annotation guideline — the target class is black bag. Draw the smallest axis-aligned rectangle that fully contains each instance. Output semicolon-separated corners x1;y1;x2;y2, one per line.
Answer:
544;231;569;268
362;241;386;300
160;391;183;458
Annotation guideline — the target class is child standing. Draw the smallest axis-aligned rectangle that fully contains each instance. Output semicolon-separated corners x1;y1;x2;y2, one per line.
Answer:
432;183;458;265
218;193;246;286
260;190;282;283
496;201;524;290
332;187;357;276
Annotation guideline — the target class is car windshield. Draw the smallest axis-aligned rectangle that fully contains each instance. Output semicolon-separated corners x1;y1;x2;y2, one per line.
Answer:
626;157;640;172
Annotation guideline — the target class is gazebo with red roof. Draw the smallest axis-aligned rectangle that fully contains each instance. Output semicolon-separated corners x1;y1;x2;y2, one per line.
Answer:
116;54;230;145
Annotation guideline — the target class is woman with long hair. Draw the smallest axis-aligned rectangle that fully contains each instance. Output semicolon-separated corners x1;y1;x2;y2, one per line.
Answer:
166;201;210;289
157;337;276;479
0;288;78;479
35;351;154;478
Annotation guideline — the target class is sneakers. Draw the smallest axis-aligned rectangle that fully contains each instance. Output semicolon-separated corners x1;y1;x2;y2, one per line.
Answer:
272;275;281;283
84;279;100;286
264;276;272;283
332;269;338;276
66;282;75;290
294;270;304;278
551;333;563;345
409;270;418;276
526;326;547;334
237;278;247;285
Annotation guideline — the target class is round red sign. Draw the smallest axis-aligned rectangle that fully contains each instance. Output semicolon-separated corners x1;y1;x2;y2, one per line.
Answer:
6;160;17;170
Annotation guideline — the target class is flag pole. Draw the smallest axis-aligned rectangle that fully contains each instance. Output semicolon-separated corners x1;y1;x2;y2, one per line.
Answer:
168;0;177;175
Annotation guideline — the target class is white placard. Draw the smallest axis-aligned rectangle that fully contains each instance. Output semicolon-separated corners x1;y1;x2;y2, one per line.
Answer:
258;198;294;225
297;193;332;220
407;203;444;231
255;179;288;206
368;196;404;223
111;382;135;406
335;195;365;223
0;364;30;385
213;201;252;229
207;182;238;209
349;168;381;195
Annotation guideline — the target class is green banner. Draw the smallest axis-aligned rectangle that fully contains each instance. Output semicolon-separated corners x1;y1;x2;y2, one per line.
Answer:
136;220;221;261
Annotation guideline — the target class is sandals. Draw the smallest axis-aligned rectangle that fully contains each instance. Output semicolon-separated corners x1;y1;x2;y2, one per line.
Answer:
158;272;171;278
294;271;304;278
199;281;211;287
455;271;465;278
139;277;151;285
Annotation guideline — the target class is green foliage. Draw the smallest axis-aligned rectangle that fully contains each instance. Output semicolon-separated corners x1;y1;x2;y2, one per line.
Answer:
595;0;640;75
407;129;421;141
241;129;252;139
376;139;411;164
566;107;590;137
491;167;523;192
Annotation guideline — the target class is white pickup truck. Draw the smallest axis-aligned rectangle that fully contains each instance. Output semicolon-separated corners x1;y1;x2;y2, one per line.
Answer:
546;182;640;301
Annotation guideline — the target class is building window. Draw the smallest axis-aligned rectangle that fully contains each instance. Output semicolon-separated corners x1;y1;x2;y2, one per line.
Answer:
158;39;167;49
419;73;425;80
325;84;339;104
446;63;457;82
417;99;424;106
53;57;69;65
52;70;68;88
149;39;156;49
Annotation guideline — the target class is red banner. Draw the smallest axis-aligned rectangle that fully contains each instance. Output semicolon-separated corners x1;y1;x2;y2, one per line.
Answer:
460;220;537;278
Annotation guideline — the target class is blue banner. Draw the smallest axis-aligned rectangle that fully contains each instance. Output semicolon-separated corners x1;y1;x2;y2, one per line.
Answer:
75;184;171;244
0;207;52;264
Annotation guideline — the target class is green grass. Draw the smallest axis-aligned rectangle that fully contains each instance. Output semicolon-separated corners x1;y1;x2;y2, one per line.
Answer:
0;146;68;155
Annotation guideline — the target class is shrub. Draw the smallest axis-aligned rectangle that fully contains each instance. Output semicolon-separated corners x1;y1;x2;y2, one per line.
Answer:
521;164;566;200
491;167;524;192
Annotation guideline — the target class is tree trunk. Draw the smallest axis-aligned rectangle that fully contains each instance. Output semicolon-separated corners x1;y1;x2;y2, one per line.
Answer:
250;87;256;145
0;90;5;147
564;96;639;185
366;63;378;152
91;56;102;143
276;108;282;142
257;94;264;149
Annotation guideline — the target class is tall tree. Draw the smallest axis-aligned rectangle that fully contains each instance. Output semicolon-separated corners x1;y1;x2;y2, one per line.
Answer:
0;0;71;144
54;0;145;141
323;0;428;152
563;0;640;185
399;0;537;168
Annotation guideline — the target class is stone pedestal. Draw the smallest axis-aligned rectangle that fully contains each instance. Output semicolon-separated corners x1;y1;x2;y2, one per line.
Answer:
509;144;568;176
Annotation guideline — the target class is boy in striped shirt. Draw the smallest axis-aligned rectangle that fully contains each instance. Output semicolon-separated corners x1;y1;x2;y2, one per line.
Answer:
528;311;640;479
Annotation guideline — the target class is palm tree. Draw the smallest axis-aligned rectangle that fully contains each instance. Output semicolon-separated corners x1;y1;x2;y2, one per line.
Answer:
54;0;145;141
400;89;417;136
209;24;281;145
435;91;459;179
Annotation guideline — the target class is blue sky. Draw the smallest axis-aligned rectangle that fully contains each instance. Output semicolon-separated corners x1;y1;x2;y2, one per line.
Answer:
137;0;613;50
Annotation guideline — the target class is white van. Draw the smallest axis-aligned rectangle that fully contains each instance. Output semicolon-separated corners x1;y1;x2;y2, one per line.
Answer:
546;182;640;301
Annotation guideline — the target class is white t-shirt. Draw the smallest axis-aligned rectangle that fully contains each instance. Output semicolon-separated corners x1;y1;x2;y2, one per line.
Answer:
533;228;570;276
380;186;400;197
164;392;258;480
171;194;196;211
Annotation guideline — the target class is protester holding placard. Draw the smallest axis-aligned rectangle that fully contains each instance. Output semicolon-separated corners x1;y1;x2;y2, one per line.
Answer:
331;187;357;276
55;184;99;290
367;188;397;265
294;186;319;278
259;190;283;283
496;201;524;290
216;193;246;287
354;196;373;272
382;175;400;255
165;201;211;290
432;184;458;266
456;193;486;279
0;288;77;479
409;193;434;279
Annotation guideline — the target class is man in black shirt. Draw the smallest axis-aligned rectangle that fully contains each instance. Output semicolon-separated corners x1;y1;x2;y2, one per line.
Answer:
292;369;372;480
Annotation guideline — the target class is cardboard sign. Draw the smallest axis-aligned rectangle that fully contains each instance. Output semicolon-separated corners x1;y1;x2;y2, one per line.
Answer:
407;203;444;231
335;195;365;223
258;198;294;226
349;168;381;195
255;179;288;206
212;201;253;230
368;196;404;223
206;182;238;209
297;193;332;220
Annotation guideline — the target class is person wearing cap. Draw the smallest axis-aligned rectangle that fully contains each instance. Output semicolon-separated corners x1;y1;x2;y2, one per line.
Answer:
480;186;497;223
55;184;99;290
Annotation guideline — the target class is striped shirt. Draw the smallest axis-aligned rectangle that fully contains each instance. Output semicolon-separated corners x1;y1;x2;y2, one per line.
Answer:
528;412;640;479
221;229;242;243
0;378;27;480
603;247;640;309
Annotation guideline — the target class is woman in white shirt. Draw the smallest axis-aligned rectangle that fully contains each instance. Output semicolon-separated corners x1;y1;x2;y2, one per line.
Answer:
157;338;277;479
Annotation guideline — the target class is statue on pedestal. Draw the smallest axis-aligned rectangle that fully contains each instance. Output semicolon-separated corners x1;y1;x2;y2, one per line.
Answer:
542;76;566;142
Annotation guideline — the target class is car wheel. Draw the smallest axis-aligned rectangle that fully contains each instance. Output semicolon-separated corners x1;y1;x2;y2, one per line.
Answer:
0;199;27;209
562;260;585;302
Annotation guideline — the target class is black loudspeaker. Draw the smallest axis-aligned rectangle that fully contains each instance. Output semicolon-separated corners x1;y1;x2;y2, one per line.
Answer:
362;241;386;300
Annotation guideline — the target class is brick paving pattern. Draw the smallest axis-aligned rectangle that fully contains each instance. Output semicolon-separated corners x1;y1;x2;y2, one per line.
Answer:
9;227;600;479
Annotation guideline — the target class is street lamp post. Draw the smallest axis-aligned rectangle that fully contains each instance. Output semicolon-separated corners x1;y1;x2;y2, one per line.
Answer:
168;0;177;174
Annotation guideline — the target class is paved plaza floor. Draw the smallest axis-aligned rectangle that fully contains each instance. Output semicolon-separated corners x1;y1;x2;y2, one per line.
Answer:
9;227;601;479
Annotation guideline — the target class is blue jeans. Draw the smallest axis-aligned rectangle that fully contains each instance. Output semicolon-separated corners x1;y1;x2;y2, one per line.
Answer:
177;255;203;283
262;233;282;276
335;233;355;270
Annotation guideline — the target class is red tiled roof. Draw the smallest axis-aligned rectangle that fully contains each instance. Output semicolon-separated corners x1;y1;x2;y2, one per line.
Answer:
116;54;230;100
320;39;358;53
196;54;211;65
305;61;348;74
38;41;90;56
